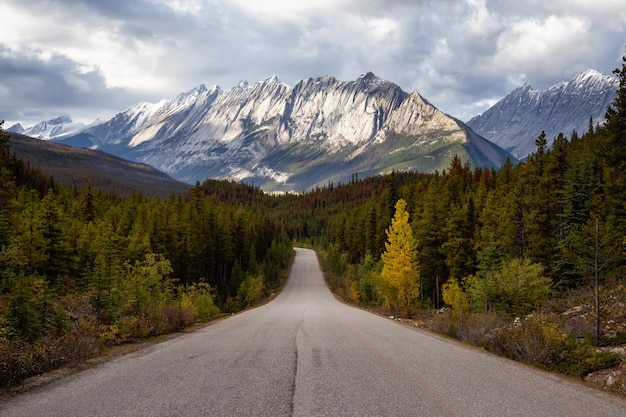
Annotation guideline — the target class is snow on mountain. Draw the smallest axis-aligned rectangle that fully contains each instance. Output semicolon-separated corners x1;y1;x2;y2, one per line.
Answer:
50;73;511;191
467;69;618;159
7;115;87;140
7;123;24;134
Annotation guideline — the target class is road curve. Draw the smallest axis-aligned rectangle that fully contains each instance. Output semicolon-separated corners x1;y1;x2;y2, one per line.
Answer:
2;248;625;416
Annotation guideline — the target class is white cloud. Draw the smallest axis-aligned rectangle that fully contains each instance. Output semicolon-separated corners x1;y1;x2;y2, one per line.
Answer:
494;15;591;75
0;0;624;126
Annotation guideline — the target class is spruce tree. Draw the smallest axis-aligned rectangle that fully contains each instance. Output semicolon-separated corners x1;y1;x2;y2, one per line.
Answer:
601;50;626;229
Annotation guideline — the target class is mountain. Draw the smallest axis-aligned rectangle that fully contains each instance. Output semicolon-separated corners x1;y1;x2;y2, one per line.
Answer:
467;69;618;159
55;73;512;192
7;132;190;197
8;115;89;140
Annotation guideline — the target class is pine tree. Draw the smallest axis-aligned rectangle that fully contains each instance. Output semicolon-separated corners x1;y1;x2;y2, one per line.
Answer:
80;180;95;223
40;189;71;285
380;199;420;317
413;179;448;307
0;122;16;246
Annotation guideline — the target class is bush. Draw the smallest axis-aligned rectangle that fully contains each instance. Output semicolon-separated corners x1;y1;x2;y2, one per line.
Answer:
484;315;565;365
183;282;220;323
0;319;101;387
426;310;506;345
553;337;622;377
456;313;505;346
483;315;623;376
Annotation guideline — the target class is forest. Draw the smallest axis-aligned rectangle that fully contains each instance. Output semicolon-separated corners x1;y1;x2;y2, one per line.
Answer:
1;55;626;389
0;134;294;387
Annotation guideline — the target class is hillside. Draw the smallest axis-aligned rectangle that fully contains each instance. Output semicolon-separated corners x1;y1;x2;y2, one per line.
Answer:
7;132;190;196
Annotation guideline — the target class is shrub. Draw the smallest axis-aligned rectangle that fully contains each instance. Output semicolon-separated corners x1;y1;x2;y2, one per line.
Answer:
0;319;101;387
552;337;622;377
456;313;505;346
484;315;623;376
183;282;220;323
484;315;565;365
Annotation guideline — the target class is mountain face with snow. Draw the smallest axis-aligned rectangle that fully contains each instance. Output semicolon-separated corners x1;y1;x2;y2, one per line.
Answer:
7;115;87;140
467;70;618;159
54;73;511;191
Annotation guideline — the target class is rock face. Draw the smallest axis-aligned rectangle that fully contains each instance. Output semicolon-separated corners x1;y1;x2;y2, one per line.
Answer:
467;70;618;159
54;73;511;191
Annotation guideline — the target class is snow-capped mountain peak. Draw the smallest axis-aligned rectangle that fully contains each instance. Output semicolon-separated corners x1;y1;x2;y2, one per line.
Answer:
467;69;617;159
53;73;509;190
19;73;511;191
8;115;86;140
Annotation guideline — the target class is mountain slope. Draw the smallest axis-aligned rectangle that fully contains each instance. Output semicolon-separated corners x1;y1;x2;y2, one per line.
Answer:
8;132;190;196
55;73;512;191
467;69;618;159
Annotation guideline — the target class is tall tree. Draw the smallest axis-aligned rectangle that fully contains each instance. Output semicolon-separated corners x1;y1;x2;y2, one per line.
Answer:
0;121;16;247
380;199;420;317
601;49;626;230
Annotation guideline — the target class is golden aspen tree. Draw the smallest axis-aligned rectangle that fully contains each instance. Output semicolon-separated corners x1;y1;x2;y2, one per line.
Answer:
380;199;420;317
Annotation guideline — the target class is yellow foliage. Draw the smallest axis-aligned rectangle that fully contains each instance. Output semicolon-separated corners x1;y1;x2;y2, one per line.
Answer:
442;278;469;316
380;199;420;316
350;280;360;303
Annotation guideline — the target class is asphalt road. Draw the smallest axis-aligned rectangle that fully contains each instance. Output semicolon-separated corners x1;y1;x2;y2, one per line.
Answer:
2;248;625;416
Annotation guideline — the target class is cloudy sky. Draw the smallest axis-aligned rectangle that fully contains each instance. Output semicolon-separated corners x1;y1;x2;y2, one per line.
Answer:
1;0;625;128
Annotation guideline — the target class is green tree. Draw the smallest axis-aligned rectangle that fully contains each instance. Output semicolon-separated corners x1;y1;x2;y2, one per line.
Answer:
569;217;623;344
89;224;124;320
601;48;626;232
413;179;448;307
0;121;16;247
40;189;71;284
3;273;43;343
14;190;47;275
380;199;420;317
123;253;175;318
79;180;96;223
465;258;551;317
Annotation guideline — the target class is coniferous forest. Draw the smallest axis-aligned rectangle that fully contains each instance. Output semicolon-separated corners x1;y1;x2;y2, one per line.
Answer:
1;55;626;388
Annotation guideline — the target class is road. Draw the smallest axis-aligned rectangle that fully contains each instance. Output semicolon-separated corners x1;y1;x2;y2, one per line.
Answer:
2;248;625;416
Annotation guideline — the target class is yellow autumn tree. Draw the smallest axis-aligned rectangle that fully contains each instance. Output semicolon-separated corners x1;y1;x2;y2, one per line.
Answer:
442;278;469;321
380;199;420;317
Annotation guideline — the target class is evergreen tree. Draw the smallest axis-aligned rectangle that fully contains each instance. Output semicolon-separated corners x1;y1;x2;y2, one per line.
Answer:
80;180;96;223
601;49;626;230
3;273;43;343
0;121;16;247
40;189;71;285
413;179;448;307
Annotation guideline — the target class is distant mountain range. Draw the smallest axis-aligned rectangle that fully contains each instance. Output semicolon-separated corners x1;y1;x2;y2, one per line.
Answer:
10;73;511;192
8;115;93;141
467;69;618;159
8;69;617;191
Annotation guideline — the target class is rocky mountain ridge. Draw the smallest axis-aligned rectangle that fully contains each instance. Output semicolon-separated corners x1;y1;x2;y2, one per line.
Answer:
467;69;618;159
47;72;509;191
